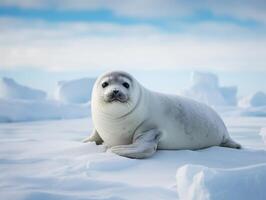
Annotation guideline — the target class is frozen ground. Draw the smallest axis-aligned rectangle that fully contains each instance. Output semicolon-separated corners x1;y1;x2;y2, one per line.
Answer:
0;116;266;200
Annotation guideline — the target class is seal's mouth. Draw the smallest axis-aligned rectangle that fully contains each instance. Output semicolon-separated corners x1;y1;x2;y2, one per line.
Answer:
109;98;127;103
106;93;128;103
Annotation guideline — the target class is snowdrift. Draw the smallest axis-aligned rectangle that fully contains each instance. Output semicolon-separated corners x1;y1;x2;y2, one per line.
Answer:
0;77;46;100
239;106;266;117
239;91;266;108
217;106;266;117
0;99;90;122
181;72;266;117
0;77;95;122
176;164;266;200
1;113;266;199
1;74;265;122
182;72;237;106
55;78;96;104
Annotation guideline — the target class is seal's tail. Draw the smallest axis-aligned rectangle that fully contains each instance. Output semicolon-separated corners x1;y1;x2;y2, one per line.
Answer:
220;138;241;149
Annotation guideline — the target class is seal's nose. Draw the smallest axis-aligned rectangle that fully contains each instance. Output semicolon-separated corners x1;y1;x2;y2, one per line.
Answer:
113;89;119;95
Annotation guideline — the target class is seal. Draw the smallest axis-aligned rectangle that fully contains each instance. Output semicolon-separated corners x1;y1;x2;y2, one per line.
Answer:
83;71;241;158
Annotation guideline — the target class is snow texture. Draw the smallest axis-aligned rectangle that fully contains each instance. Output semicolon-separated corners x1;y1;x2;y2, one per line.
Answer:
1;74;266;199
0;117;266;200
239;91;266;107
217;106;266;117
182;72;237;106
0;98;90;122
260;127;266;145
0;75;265;123
55;78;96;104
0;77;46;100
176;164;266;200
0;77;94;122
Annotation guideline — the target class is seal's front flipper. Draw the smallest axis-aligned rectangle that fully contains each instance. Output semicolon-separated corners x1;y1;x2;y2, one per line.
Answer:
82;129;103;145
110;129;161;159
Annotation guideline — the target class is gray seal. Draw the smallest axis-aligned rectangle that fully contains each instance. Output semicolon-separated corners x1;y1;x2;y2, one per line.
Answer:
83;71;241;159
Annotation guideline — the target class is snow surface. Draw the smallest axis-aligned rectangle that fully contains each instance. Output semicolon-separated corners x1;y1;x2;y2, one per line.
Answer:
1;74;266;199
0;77;46;100
1;74;265;123
0;77;92;122
0;98;90;122
176;163;266;200
216;106;266;117
182;72;237;106
1;116;266;200
260;127;266;145
55;78;96;104
239;91;266;107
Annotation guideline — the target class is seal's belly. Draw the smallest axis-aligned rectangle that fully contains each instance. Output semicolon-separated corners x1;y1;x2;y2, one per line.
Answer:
93;114;143;147
96;123;135;147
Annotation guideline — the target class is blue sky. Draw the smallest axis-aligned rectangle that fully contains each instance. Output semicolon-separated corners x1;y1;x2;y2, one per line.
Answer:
0;0;266;95
0;5;259;27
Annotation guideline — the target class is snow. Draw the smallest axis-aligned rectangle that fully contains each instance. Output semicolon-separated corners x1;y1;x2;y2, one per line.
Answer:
0;77;46;100
55;78;96;104
260;127;266;145
239;91;266;107
0;98;90;122
217;106;266;117
0;75;264;123
0;77;93;122
1;116;266;200
182;72;237;106
1;75;266;199
176;163;266;200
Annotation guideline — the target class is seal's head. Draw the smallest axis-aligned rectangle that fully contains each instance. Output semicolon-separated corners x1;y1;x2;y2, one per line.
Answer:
92;71;141;117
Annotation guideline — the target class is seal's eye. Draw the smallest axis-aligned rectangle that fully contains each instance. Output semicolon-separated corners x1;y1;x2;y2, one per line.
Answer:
102;82;109;88
122;82;130;89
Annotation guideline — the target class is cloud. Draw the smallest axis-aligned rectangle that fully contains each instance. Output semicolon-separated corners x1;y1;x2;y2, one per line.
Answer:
1;0;266;23
0;17;266;71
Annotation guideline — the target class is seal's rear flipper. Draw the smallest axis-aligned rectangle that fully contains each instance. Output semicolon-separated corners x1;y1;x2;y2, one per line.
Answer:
82;136;91;143
82;129;103;145
220;138;241;149
110;129;161;159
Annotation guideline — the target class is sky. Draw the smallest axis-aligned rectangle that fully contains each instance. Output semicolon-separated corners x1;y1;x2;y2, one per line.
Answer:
0;0;266;96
